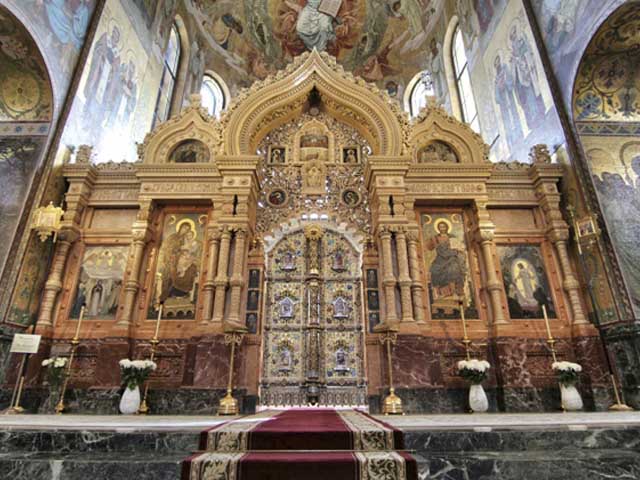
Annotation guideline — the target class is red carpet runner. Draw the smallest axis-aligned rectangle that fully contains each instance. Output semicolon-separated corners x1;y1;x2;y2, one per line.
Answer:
182;409;417;480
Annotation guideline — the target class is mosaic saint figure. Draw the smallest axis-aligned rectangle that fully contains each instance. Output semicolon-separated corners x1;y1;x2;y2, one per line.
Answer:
493;53;522;147
83;25;122;124
508;24;545;129
425;220;466;300
44;0;91;49
514;262;536;304
296;0;335;51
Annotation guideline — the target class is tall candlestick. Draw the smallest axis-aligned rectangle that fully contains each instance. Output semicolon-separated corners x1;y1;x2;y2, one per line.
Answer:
154;304;163;340
460;301;468;339
74;305;85;340
542;304;553;340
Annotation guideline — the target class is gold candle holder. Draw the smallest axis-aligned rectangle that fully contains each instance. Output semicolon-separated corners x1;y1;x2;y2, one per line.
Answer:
460;301;472;361
542;305;558;363
55;305;85;414
380;330;403;415
218;332;244;415
138;303;162;415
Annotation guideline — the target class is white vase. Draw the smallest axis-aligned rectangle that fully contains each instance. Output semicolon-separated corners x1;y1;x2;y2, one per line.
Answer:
119;385;141;414
469;384;489;413
560;384;583;411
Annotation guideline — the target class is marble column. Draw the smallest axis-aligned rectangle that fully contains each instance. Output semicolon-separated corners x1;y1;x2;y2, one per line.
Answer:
379;228;398;325
552;232;589;325
395;229;414;322
226;227;248;330
212;227;232;323
406;230;426;323
37;230;77;327
201;226;221;322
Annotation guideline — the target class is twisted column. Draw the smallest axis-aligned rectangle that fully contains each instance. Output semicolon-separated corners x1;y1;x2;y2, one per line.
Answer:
201;226;221;322
379;228;398;324
406;231;426;323
38;231;77;326
212;227;232;323
226;227;248;329
395;229;414;322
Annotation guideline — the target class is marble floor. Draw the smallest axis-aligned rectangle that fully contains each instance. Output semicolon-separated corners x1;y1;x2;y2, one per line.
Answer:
0;411;639;431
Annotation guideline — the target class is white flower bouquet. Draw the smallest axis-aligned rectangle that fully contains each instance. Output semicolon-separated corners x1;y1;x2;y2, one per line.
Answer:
552;361;582;386
457;359;491;385
41;357;68;387
119;359;157;390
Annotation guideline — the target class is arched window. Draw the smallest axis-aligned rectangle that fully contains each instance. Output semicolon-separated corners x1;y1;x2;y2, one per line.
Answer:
407;71;434;117
451;25;479;132
153;23;181;127
200;74;225;117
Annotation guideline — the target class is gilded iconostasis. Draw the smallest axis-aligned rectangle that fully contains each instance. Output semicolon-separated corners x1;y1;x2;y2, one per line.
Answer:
0;0;639;412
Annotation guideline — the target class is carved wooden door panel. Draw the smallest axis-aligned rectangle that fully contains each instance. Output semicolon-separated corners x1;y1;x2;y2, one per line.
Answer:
260;226;367;407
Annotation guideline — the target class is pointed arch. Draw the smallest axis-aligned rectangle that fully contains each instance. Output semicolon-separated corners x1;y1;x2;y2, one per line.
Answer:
220;51;408;157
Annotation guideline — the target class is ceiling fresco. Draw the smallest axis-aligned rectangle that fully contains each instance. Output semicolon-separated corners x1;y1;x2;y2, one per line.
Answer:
187;0;443;95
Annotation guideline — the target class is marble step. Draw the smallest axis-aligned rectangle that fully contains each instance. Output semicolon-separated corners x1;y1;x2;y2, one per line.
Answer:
0;430;198;454
404;426;640;454
413;450;640;480
0;451;185;480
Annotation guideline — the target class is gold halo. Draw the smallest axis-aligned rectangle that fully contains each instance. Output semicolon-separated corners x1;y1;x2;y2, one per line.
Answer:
176;218;197;239
451;213;462;224
423;214;432;225
434;218;453;233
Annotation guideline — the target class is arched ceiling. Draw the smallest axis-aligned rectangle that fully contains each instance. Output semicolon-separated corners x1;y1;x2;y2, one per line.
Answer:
185;0;444;97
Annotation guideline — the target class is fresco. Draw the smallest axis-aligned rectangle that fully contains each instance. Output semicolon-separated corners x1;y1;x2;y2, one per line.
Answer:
579;137;640;317
0;136;46;273
531;0;625;107
70;246;128;319
477;0;562;162
573;4;640;122
456;0;507;60
497;244;557;320
150;213;206;320
0;6;53;121
420;212;478;320
1;0;97;106
59;0;163;163
186;0;444;96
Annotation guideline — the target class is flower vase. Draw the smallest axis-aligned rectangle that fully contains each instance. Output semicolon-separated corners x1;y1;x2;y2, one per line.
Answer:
469;384;489;413
560;383;583;411
119;385;141;414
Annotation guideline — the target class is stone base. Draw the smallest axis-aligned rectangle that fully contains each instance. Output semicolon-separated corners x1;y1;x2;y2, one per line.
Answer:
368;385;613;414
0;413;639;479
0;387;258;415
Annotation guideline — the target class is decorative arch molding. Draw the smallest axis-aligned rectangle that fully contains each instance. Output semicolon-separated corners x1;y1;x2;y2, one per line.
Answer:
263;217;364;259
219;50;408;157
139;94;218;165
409;102;489;164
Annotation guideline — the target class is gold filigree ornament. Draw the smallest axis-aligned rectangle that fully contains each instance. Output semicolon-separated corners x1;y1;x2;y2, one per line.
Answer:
304;224;324;241
1;70;41;115
31;202;65;242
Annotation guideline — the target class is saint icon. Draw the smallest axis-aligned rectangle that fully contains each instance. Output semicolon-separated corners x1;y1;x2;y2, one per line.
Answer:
333;296;349;318
279;297;294;318
334;347;349;373
280;251;296;271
